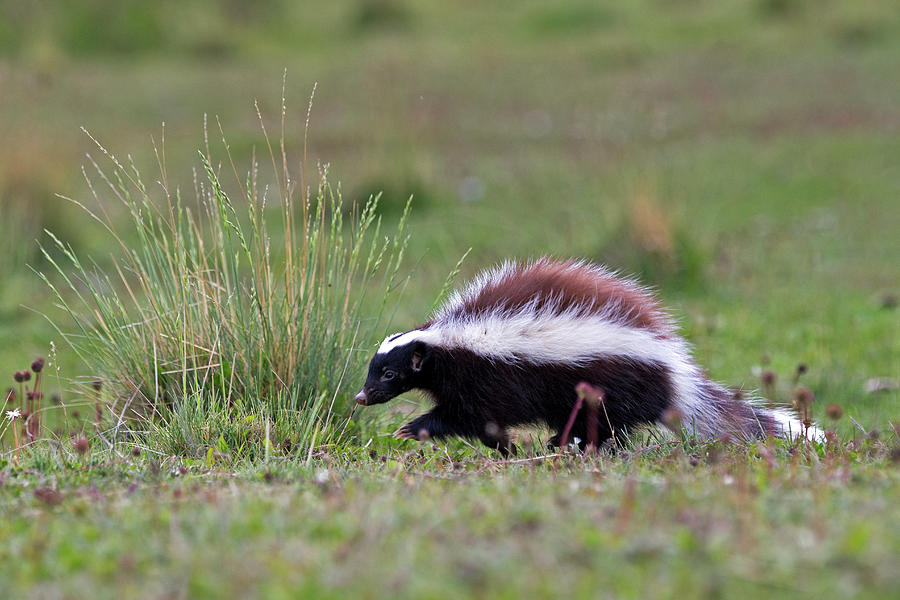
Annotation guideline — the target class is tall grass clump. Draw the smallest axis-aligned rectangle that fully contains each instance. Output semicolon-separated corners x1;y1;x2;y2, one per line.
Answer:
40;91;411;459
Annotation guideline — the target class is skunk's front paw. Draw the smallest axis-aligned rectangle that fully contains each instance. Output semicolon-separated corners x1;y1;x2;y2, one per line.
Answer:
393;422;425;441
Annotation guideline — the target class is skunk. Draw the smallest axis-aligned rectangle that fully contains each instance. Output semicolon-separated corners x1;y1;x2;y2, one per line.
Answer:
355;258;817;453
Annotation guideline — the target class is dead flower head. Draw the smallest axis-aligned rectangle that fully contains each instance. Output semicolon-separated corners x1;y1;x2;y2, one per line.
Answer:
825;404;843;420
793;388;815;411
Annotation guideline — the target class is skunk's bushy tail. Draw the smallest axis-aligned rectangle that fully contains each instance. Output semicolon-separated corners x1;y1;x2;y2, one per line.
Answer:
679;378;822;441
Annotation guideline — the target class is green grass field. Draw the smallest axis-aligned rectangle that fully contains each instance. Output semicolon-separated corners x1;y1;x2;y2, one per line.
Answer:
1;1;898;597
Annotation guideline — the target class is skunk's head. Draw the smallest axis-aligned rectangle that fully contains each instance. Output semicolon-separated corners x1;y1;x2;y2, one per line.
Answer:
355;334;434;406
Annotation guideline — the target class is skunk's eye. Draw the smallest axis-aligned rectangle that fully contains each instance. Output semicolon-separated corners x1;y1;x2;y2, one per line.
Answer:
381;369;397;382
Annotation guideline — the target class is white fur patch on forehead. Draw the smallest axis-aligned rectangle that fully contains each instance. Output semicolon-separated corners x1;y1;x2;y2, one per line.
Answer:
376;329;442;355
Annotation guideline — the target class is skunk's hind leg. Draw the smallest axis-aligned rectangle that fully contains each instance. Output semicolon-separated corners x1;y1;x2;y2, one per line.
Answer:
478;425;515;458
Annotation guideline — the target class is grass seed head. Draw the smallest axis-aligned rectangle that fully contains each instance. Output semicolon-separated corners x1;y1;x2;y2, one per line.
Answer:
31;357;45;373
793;388;815;411
13;370;26;383
92;378;103;392
73;436;90;455
826;404;843;420
575;381;604;405
761;370;777;387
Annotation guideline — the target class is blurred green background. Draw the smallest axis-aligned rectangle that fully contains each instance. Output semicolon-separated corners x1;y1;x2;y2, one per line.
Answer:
1;0;898;430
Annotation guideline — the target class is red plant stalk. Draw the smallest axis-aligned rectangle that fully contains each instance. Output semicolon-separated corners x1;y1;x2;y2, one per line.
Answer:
559;395;584;448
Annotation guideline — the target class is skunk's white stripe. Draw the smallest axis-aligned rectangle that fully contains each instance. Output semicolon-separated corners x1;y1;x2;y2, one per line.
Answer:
436;311;667;364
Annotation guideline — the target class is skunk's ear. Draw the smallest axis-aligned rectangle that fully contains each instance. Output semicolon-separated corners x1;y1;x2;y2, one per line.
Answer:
410;342;432;372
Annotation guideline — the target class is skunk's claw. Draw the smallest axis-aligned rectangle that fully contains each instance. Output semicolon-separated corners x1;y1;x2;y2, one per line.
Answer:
393;423;418;440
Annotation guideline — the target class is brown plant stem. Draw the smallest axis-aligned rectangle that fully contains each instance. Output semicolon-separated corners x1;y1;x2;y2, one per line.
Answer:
559;395;583;448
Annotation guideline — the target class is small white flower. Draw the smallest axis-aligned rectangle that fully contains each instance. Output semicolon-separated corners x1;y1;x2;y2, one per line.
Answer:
6;408;21;421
